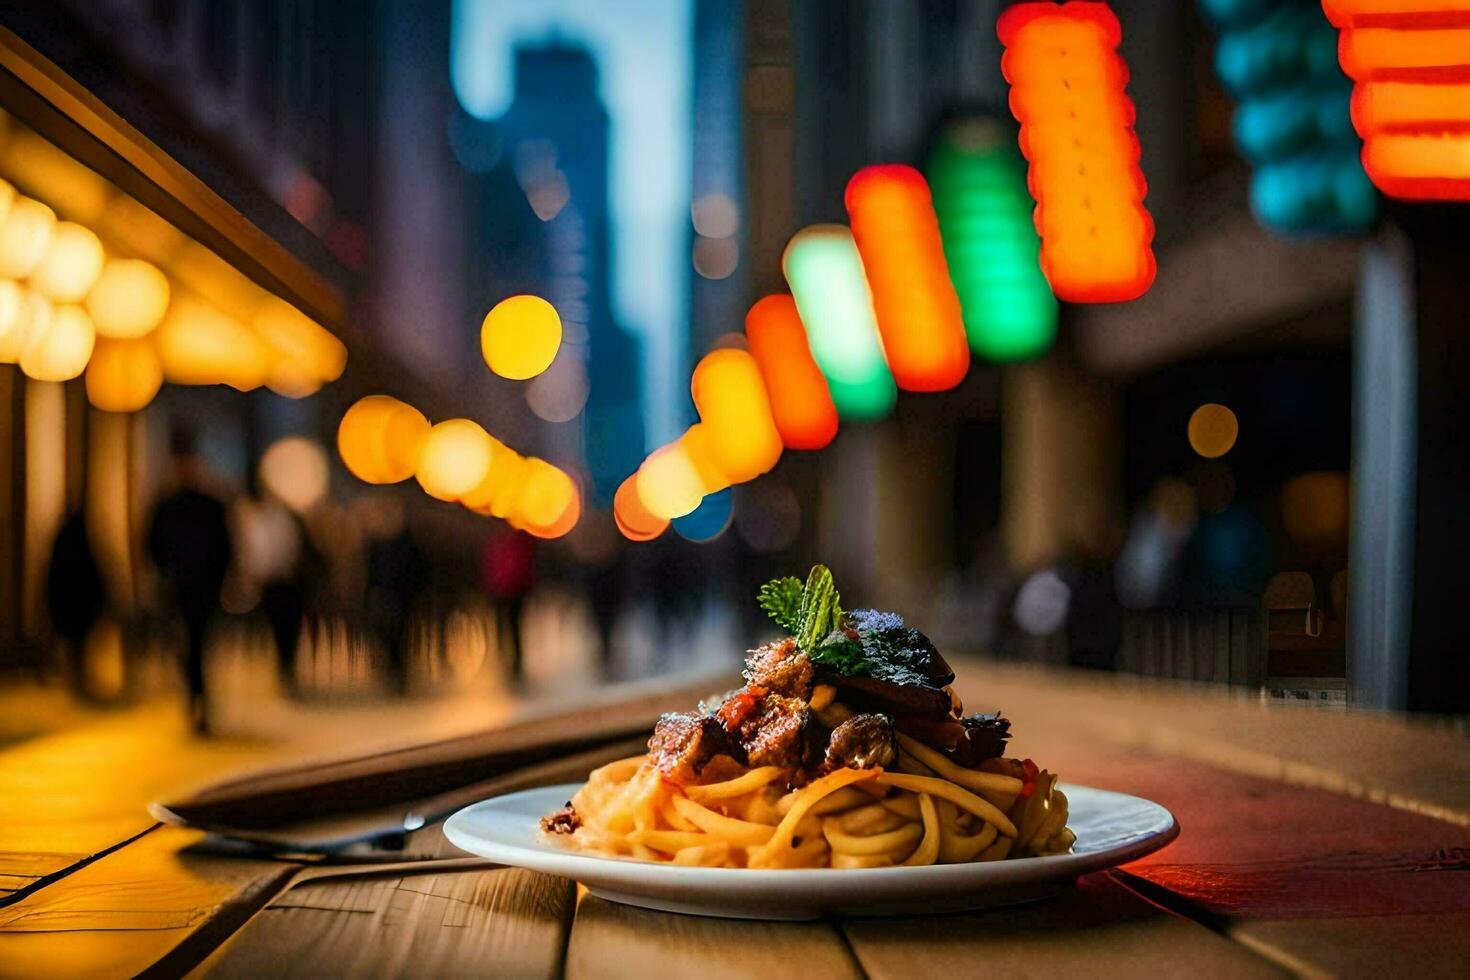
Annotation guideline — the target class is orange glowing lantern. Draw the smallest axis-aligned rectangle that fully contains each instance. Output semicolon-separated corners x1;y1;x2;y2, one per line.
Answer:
998;1;1156;303
744;295;838;451
614;473;669;541
844;165;970;391
85;336;163;413
0;279;42;362
337;395;430;485
155;297;271;391
1326;1;1470;200
689;348;783;485
87;259;170;339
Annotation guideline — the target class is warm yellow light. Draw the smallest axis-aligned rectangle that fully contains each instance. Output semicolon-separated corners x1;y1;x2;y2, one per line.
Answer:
260;436;331;514
1281;471;1350;546
690;348;783;484
0;197;56;279
0;278;38;362
31;222;103;302
86;259;170;338
20;303;94;381
480;294;562;380
415;418;493;501
636;441;706;520
460;438;519;513
253;297;348;383
512;458;578;530
337;395;430;485
155;296;270;390
85;336;162;413
1188;403;1239;459
0;181;14;225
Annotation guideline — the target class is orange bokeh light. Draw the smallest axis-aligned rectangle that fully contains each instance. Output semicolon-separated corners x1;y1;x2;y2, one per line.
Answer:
998;1;1156;303
614;473;669;541
844;165;969;391
1325;2;1470;199
690;348;783;485
744;295;838;451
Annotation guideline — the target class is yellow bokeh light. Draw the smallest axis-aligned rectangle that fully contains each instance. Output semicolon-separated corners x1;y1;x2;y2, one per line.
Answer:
0;196;56;279
155;296;270;390
0;278;39;362
85;336;162;413
31;222;104;302
260;436;331;514
20;303;95;381
636;441;705;520
415;418;493;501
337;395;431;485
460;438;518;513
480;294;562;380
1187;403;1239;459
253;296;347;384
690;348;783;483
86;259;170;338
514;458;577;529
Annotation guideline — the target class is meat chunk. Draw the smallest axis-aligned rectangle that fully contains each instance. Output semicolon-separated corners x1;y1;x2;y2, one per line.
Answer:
743;638;814;699
540;802;581;835
824;713;896;771
647;712;738;784
737;694;811;770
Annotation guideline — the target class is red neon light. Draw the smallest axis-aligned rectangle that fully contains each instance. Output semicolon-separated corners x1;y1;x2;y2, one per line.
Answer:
998;2;1156;303
1325;1;1470;199
744;295;839;450
844;165;970;391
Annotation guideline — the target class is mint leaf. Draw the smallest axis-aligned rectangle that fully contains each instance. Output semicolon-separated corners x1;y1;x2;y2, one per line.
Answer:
757;577;802;633
796;564;844;651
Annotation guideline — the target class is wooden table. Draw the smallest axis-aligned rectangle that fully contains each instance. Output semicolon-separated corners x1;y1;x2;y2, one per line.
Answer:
2;659;1468;978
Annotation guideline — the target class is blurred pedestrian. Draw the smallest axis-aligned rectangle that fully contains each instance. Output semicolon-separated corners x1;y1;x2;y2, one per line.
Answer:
45;509;106;700
363;496;424;694
480;528;535;681
147;425;233;734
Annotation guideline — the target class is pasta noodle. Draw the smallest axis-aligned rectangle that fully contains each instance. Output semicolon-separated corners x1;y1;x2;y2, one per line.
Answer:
551;748;1072;869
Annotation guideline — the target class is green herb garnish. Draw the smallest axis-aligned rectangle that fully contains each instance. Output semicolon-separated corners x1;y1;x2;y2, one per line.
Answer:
809;631;870;675
757;577;802;633
796;565;843;651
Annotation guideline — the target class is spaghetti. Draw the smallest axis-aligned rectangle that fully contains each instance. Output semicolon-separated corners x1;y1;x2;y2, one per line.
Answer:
542;565;1074;869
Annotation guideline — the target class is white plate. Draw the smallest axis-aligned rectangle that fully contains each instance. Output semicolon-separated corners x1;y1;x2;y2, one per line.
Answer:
443;782;1178;919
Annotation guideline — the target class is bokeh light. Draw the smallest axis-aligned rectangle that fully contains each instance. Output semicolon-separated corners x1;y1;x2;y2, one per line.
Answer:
0;278;38;362
614;472;669;541
734;477;801;553
509;459;581;538
635;440;705;520
1281;470;1350;546
156;297;271;391
782;224;895;419
744;294;838;451
480;294;562;380
19;303;94;382
31;222;104;303
86;259;170;339
844;164;969;391
253;297;348;386
999;2;1156;303
0;196;56;279
1325;1;1470;200
337;395;431;484
691;192;740;238
260;437;331;514
85;336;163;413
415;419;494;501
928;119;1057;361
526;352;590;422
673;487;733;542
690;348;783;484
1187;403;1240;459
692;235;739;280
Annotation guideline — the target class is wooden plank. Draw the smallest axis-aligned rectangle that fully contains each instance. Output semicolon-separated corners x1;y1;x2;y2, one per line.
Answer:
842;873;1285;979
566;894;861;980
0;827;290;978
200;865;573;979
